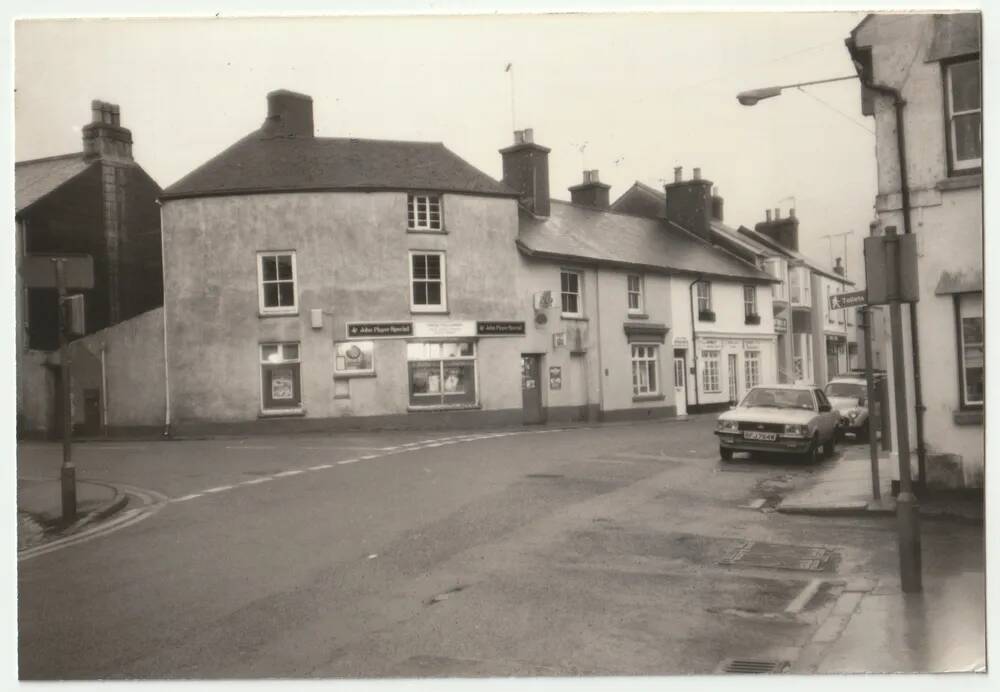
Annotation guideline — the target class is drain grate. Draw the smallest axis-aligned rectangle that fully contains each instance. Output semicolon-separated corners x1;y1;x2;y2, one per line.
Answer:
717;658;788;674
719;541;833;572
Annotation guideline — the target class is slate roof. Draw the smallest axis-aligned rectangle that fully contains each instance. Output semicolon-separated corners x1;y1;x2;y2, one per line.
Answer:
517;200;777;283
162;132;517;200
15;154;92;214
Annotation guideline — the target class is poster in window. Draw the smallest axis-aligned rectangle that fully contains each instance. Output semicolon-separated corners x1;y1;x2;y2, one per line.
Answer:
271;369;295;400
443;366;464;393
334;340;374;375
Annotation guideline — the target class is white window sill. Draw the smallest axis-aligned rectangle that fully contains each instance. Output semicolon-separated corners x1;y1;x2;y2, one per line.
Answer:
259;408;306;418
561;314;588;321
936;173;982;192
407;227;448;235
410;307;449;314
259;310;299;318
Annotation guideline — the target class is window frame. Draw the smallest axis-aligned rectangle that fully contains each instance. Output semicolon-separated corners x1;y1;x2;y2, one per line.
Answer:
631;343;660;396
743;285;757;318
256;251;298;316
333;340;376;378
259;342;302;413
943;56;982;175
954;293;984;408
409;250;448;313
560;269;583;318
744;350;761;391
406;340;479;409
407;193;444;232
696;281;712;313
627;274;644;314
701;349;721;393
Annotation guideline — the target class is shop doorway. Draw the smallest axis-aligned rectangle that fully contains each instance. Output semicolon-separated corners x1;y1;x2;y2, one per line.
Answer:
673;351;687;416
520;354;545;424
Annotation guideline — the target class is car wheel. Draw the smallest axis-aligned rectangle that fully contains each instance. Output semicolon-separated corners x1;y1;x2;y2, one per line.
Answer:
802;436;820;464
720;446;733;461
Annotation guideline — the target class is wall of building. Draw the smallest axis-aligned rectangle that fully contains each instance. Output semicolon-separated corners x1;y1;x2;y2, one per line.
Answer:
856;14;984;488
17;351;55;436
161;191;524;429
671;276;777;410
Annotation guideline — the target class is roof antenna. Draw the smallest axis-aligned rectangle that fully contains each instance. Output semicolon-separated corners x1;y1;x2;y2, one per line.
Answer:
505;63;515;133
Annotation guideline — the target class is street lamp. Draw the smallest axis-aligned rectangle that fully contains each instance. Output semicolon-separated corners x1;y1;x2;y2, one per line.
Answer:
737;72;924;593
736;75;859;106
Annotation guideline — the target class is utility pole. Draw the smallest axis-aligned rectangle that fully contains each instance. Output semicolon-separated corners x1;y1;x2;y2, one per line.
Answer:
53;258;77;523
861;306;881;501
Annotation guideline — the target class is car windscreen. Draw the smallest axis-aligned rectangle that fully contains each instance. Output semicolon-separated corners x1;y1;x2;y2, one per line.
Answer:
825;382;865;398
741;388;815;410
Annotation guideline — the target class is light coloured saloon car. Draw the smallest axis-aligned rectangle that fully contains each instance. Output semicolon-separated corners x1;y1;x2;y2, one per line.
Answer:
714;385;842;463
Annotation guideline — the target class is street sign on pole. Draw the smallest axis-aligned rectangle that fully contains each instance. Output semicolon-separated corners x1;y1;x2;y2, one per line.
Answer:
829;290;867;311
52;259;77;523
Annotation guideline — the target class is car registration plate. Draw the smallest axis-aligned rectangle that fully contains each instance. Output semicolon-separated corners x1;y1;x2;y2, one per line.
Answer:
744;431;777;441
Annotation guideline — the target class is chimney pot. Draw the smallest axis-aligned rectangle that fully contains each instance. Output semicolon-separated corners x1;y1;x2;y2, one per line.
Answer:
693;167;702;181
263;90;314;138
774;207;781;220
590;169;600;183
766;209;772;222
674;166;682;183
513;130;524;144
789;207;796;219
523;128;534;143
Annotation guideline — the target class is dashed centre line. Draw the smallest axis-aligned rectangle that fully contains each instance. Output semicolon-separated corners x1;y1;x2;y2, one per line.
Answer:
167;428;569;507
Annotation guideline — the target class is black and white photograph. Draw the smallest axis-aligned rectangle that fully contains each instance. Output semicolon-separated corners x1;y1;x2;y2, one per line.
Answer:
10;4;990;685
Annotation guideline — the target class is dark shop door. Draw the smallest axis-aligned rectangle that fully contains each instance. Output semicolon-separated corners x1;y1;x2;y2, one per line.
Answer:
521;355;545;424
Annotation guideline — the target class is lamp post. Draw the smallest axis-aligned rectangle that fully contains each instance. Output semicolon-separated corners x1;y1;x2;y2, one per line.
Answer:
737;74;923;592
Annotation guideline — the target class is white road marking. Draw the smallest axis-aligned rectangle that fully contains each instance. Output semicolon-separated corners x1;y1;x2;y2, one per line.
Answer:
171;493;204;502
19;508;156;562
202;485;235;494
308;463;333;471
225;445;276;450
240;477;274;485
337;458;361;465
785;578;824;614
273;470;304;477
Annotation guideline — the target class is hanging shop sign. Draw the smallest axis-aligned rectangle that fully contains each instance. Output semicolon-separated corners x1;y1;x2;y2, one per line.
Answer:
413;320;477;338
347;321;413;339
477;321;526;336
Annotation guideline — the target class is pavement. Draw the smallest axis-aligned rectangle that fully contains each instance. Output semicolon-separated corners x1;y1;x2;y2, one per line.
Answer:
16;417;986;678
17;475;128;551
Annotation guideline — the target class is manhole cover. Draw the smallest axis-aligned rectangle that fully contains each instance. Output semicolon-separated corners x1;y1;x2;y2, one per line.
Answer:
716;658;788;674
719;541;833;571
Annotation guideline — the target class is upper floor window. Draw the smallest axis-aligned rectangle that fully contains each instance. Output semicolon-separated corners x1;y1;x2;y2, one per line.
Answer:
407;194;443;231
945;58;982;172
561;270;582;317
764;258;788;301
743;285;757;317
627;274;643;314
257;251;297;315
696;281;712;312
827;286;835;323
410;251;447;312
958;293;984;407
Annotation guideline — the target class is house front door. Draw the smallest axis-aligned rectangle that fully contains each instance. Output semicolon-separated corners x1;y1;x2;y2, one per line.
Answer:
673;354;687;416
521;354;544;424
728;353;739;404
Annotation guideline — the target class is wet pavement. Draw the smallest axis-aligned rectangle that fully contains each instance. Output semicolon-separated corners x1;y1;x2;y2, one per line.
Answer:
17;416;986;678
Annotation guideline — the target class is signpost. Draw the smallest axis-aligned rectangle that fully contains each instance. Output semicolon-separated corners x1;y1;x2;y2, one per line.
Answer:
865;226;922;592
829;290;868;311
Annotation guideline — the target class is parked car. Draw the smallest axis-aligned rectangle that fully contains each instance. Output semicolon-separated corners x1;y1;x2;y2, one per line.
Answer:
714;385;841;463
825;376;870;441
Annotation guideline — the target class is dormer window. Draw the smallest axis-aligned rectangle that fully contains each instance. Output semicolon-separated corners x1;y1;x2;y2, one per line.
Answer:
407;194;442;231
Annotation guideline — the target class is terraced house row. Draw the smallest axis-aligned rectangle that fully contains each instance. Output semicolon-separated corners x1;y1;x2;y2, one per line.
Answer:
22;89;867;436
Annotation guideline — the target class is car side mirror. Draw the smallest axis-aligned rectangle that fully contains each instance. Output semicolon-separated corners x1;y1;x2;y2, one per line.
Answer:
818;403;832;412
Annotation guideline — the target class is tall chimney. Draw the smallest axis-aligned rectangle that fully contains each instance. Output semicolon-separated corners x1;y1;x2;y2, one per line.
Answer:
500;128;551;217
673;166;683;183
755;207;800;251
569;169;611;210
663;166;714;241
710;186;724;222
261;90;314;138
82;100;133;160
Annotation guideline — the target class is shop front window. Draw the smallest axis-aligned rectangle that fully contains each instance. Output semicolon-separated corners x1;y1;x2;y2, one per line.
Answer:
407;341;477;408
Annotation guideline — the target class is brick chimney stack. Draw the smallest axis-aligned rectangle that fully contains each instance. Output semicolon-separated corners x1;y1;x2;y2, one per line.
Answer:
711;186;724;222
500;128;551;217
755;206;800;251
663;166;714;241
261;89;314;138
569;169;611;210
82;100;133;160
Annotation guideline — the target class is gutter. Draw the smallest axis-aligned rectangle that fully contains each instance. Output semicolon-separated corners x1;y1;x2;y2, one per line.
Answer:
688;276;703;409
157;200;172;438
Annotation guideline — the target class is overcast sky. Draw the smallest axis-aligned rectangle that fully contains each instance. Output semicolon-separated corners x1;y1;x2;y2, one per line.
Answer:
15;12;877;281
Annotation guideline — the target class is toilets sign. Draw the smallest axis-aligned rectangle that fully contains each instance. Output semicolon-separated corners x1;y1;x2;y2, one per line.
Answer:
829;290;867;311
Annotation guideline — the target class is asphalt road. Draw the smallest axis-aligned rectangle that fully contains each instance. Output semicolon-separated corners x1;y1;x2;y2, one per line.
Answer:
16;416;980;678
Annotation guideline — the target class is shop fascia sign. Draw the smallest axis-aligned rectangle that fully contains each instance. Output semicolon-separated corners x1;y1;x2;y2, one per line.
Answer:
346;321;413;339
